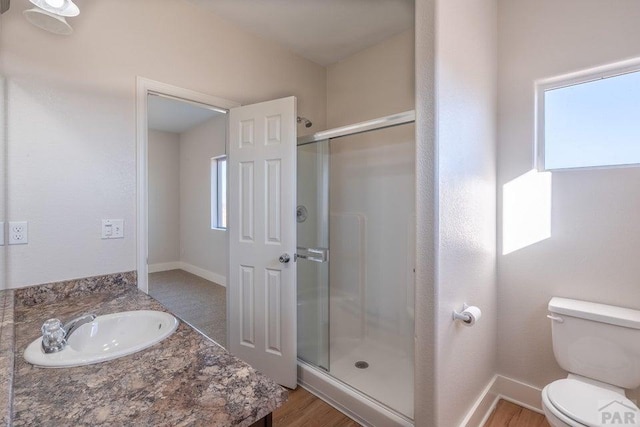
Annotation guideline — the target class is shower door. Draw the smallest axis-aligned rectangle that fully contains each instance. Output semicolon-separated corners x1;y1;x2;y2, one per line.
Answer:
296;139;330;370
327;123;415;419
297;119;416;420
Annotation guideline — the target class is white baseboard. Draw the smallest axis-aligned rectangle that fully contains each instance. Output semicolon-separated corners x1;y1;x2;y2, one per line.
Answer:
148;261;226;287
460;375;501;427
493;376;544;413
461;375;544;427
148;261;181;273
179;262;226;287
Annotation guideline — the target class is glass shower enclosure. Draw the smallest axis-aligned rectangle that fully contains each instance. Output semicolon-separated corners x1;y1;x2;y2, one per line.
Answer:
297;115;415;420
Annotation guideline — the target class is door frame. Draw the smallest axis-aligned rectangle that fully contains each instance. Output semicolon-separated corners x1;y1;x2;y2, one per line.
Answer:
135;77;240;294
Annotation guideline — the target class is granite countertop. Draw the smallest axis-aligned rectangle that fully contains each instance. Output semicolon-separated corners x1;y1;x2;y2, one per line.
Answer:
0;290;14;427
0;273;287;426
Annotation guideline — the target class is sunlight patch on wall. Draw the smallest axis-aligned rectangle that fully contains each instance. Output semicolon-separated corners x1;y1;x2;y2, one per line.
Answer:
502;169;552;255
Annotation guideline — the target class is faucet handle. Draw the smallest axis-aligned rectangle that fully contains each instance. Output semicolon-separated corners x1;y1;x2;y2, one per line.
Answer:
41;318;66;353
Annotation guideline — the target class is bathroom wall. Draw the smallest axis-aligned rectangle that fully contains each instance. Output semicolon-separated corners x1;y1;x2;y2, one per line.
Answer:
148;130;180;266
497;0;640;396
413;0;437;423
0;0;326;288
0;74;5;291
179;115;227;283
326;29;415;128
434;0;498;425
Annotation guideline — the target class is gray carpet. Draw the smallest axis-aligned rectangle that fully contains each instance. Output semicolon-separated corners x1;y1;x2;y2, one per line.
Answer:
148;269;227;347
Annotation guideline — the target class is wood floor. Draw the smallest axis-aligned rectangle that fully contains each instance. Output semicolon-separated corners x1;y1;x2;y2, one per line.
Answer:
484;400;550;427
273;389;548;427
273;387;361;427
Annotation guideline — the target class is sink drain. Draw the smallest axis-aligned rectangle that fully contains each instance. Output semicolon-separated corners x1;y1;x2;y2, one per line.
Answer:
355;361;369;369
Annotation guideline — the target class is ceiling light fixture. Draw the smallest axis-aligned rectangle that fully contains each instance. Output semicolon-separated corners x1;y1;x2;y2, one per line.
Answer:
23;7;73;35
24;0;79;36
29;0;79;17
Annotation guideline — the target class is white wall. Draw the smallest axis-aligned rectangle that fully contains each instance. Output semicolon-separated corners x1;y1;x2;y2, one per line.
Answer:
497;0;640;399
148;130;180;266
326;29;415;128
414;0;437;424
434;0;498;425
0;74;5;291
0;0;326;288
179;115;227;281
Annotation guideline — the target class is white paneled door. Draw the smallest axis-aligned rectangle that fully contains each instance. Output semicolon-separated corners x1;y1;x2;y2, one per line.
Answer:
228;97;297;388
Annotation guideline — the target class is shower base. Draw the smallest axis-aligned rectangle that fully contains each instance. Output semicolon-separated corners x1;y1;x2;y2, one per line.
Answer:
298;358;414;427
330;338;414;419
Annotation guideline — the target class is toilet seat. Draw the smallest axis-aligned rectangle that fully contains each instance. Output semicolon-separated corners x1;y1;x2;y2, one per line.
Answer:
542;378;639;427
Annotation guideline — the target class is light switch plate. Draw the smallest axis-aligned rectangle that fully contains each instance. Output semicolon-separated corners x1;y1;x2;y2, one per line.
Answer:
102;219;124;239
0;221;4;246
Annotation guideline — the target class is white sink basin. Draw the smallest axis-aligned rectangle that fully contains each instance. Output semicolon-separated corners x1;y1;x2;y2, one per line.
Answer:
24;310;179;368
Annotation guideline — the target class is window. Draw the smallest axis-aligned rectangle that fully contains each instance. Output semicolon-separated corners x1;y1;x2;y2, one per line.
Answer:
537;62;640;170
211;156;227;229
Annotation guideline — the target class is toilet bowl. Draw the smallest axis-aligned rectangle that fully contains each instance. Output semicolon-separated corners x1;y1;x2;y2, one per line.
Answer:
541;376;639;427
543;298;640;427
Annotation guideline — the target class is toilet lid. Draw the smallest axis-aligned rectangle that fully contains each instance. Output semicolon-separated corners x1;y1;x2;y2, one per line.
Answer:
547;379;640;427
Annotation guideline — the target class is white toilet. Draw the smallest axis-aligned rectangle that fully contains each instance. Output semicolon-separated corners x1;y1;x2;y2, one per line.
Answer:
543;297;640;427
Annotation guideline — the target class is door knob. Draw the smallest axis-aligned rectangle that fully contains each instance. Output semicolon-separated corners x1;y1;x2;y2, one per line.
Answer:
279;253;291;264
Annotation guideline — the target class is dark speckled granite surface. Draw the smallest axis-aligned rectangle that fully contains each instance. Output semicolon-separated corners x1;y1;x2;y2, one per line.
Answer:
0;290;14;427
1;273;287;426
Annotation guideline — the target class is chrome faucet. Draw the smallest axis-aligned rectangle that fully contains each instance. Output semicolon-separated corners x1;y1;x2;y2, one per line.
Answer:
64;314;97;339
41;314;97;354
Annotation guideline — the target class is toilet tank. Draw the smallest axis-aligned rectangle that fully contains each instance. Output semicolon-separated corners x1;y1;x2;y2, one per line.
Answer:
549;297;640;389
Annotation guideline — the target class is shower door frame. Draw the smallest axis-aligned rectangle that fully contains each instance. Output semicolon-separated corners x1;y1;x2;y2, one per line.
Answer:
296;138;331;370
296;109;417;427
297;110;416;146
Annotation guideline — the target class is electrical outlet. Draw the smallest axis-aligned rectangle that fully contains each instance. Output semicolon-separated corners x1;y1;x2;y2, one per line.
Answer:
102;219;124;239
9;221;28;245
0;221;4;246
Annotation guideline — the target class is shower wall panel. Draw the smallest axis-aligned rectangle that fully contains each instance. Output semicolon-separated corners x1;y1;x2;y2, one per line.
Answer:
329;124;415;351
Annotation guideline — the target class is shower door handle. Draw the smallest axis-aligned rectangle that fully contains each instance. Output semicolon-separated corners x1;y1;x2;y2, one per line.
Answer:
296;247;328;263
